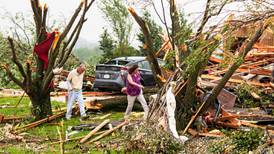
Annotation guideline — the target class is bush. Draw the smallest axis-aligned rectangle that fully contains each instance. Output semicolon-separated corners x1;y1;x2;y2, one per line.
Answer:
208;129;264;154
230;129;264;153
121;123;183;153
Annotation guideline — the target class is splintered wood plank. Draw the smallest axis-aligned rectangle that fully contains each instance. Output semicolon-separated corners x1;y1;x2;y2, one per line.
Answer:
201;74;270;87
80;119;110;143
87;121;127;144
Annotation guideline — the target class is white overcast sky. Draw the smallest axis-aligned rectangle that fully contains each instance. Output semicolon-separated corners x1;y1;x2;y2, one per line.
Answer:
0;0;242;46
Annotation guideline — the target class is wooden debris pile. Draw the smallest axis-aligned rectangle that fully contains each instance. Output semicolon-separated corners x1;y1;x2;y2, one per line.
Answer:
203;46;274;92
0;124;24;143
147;41;274;140
134;15;274;145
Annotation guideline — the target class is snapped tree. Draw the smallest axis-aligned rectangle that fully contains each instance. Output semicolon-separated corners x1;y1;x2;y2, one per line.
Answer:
2;0;95;120
129;0;273;132
137;11;163;56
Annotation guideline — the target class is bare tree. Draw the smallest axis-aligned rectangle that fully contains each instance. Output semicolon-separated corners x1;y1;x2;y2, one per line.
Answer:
2;0;95;120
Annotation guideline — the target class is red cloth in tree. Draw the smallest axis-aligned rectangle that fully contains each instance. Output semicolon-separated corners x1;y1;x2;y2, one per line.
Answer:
34;32;56;69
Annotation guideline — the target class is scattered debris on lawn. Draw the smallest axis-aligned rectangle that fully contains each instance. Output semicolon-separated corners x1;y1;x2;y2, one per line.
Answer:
14;107;78;133
0;124;24;143
0;115;25;123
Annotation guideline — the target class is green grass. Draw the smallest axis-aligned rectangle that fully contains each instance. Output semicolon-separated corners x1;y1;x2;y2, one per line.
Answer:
0;97;31;116
0;97;66;117
0;96;130;153
0;146;36;154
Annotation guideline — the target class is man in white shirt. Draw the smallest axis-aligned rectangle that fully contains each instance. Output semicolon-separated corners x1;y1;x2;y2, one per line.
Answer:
66;64;87;120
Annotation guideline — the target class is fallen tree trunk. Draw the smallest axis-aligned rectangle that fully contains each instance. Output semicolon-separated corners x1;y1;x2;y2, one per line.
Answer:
97;93;154;112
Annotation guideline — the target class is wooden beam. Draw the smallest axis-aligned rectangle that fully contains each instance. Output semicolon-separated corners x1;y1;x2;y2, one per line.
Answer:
201;74;270;87
87;121;128;144
14;108;76;133
80;119;110;143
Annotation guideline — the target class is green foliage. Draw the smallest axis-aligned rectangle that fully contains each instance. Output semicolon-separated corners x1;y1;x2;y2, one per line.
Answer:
98;0;138;61
72;46;102;75
208;137;233;154
99;0;132;48
230;129;264;153
208;129;264;154
182;39;219;79
162;12;193;69
99;28;115;62
112;44;139;57
121;124;183;153
73;46;102;62
137;10;163;55
176;12;193;51
0;33;27;88
224;36;237;52
163;50;176;70
63;54;80;70
235;83;259;107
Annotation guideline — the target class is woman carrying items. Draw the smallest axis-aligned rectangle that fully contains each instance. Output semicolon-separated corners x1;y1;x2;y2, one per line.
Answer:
123;64;149;121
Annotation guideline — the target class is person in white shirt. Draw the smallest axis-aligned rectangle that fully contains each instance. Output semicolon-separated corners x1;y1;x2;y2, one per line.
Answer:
66;64;87;120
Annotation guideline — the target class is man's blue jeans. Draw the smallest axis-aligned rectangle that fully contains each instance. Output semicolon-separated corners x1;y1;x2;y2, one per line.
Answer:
66;89;86;119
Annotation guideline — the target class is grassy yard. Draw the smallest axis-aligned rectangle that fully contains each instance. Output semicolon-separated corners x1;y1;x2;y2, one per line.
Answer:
0;96;131;153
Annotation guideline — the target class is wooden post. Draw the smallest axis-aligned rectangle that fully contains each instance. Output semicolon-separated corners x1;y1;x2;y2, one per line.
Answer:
57;120;64;154
48;130;107;145
80;119;110;143
87;121;127;144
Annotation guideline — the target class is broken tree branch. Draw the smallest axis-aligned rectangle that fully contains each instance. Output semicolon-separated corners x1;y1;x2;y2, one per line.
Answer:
128;7;163;86
42;0;95;93
7;37;27;80
41;4;48;32
196;0;212;37
56;1;84;50
196;0;228;37
170;0;181;66
2;64;24;89
30;0;42;37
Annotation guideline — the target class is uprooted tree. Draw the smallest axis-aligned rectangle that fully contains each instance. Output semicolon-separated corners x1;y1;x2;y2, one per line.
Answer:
129;0;274;137
2;0;95;120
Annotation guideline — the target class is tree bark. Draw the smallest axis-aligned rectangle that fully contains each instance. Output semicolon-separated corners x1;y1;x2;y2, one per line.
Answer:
128;7;163;86
3;0;95;120
175;38;219;129
29;89;52;120
170;0;182;66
